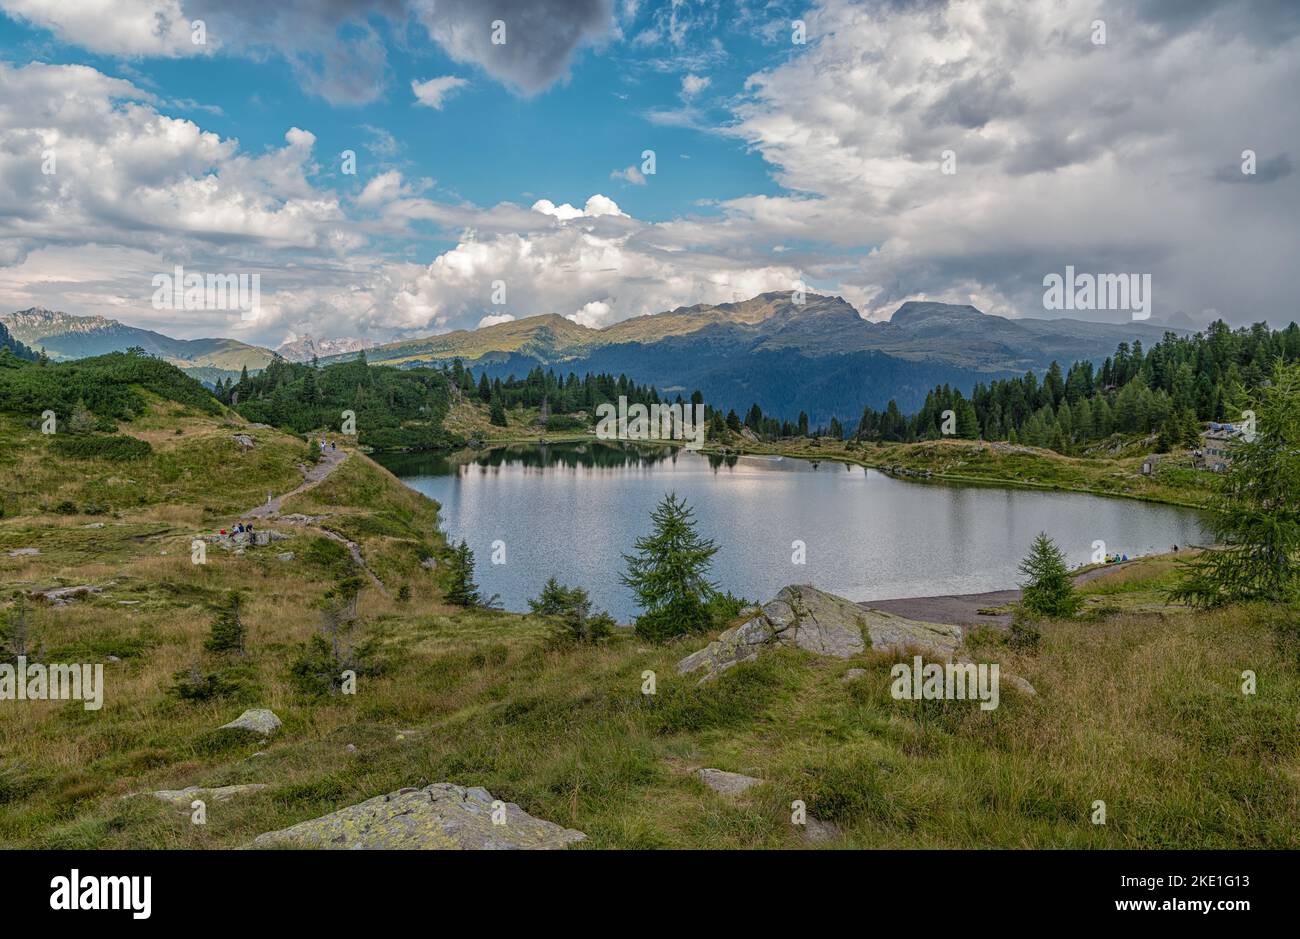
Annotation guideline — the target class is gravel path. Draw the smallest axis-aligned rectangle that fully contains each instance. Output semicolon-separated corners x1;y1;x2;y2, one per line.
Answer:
238;446;389;595
861;559;1148;628
243;446;346;519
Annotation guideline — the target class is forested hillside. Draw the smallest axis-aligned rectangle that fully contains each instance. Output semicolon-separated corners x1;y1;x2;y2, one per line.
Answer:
0;323;36;361
850;320;1300;454
218;353;460;452
0;347;221;423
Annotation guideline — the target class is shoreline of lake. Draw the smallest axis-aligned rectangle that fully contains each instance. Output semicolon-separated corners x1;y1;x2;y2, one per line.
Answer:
377;441;1207;623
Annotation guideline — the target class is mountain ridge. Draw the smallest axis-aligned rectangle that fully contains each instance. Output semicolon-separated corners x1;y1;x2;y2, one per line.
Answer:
309;292;1184;420
0;307;275;382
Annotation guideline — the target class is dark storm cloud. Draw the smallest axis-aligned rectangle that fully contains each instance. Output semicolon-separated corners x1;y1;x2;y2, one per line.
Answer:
1125;0;1300;45
187;0;405;104
412;0;615;96
1213;153;1294;184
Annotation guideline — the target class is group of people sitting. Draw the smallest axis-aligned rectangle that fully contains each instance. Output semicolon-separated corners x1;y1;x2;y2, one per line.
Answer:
218;521;255;537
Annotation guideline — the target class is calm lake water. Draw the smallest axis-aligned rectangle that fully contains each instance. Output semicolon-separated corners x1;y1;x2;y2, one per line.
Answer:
378;441;1208;623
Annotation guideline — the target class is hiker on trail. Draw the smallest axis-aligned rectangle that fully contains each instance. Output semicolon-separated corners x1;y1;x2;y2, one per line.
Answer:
331;441;337;451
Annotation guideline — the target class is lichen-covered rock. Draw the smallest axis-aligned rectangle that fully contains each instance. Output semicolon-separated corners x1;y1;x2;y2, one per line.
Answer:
697;768;764;796
219;708;282;736
146;784;269;810
248;783;586;850
677;585;961;681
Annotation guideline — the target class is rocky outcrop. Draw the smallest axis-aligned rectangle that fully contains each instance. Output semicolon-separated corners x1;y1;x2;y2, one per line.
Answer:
204;529;291;552
248;783;586;850
30;584;103;606
219;708;282;736
677;585;962;682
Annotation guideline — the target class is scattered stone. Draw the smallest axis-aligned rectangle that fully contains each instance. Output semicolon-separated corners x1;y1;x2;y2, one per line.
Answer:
83;522;105;529
677;585;961;682
803;816;842;844
7;548;39;557
106;655;121;663
219;708;282;737
146;784;269;810
248;783;586;850
842;668;867;682
276;551;295;561
278;513;323;525
697;768;765;796
420;557;438;570
1001;673;1037;697
232;434;255;449
345;744;357;753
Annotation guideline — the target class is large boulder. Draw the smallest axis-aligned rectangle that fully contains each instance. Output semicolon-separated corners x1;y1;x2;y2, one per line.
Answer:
219;709;282;736
248;783;585;850
677;585;962;681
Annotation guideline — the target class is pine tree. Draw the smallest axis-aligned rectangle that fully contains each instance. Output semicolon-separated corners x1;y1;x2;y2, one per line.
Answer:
622;493;719;642
956;399;980;438
1018;532;1082;618
302;367;319;405
528;578;614;644
1170;360;1300;608
444;541;483;607
489;397;508;427
0;593;34;663
204;590;247;654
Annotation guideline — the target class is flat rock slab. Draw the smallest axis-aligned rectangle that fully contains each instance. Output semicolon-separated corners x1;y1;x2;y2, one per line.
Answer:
219;708;282;736
148;784;269;810
697;768;765;796
248;783;586;850
678;585;962;682
31;584;102;606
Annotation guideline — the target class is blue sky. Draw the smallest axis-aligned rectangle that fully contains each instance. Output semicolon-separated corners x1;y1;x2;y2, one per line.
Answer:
0;0;1296;347
0;1;789;226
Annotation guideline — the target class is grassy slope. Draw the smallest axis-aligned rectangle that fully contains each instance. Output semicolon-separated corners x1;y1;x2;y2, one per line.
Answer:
2;395;1295;848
